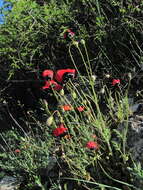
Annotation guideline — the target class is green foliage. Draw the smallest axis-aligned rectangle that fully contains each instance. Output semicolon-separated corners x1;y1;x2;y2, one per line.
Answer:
0;129;51;172
0;0;75;77
0;0;143;79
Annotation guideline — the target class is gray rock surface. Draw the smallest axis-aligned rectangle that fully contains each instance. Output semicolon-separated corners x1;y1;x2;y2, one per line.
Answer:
0;176;21;190
128;115;143;163
113;103;143;190
115;112;143;163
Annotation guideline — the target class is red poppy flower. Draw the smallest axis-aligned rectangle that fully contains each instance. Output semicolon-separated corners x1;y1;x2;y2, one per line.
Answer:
60;104;73;111
55;69;76;83
42;80;63;91
42;70;54;79
64;29;75;39
14;149;21;153
53;124;68;137
76;106;85;112
112;79;120;86
86;141;99;150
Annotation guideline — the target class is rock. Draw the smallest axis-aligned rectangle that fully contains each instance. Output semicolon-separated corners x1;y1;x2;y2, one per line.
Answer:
39;155;58;179
128;115;143;162
115;114;143;162
0;176;21;190
46;156;57;173
113;113;143;189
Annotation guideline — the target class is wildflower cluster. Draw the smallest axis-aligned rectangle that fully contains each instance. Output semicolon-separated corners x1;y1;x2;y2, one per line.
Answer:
48;102;100;151
51;121;99;150
60;105;86;112
41;55;121;151
42;69;76;91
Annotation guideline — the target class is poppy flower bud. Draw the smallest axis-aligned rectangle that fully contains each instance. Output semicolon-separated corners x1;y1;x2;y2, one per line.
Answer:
80;39;85;45
83;100;87;105
128;73;132;80
91;75;96;82
60;89;65;96
105;74;110;78
100;87;105;94
72;91;77;99
73;41;79;47
46;116;54;126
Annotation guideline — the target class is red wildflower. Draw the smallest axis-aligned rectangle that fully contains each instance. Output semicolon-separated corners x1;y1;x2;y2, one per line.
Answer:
112;79;120;86
42;70;54;79
53;124;68;137
14;149;21;153
76;106;85;112
86;141;99;150
64;29;75;39
60;104;73;111
55;69;76;83
42;80;63;91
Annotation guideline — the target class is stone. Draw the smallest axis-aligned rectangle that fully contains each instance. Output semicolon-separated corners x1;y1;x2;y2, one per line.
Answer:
0;176;21;190
128;115;143;162
113;112;143;189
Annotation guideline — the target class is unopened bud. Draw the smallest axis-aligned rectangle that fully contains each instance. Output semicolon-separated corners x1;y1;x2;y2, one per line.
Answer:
80;39;85;45
100;87;105;94
91;75;96;82
128;73;132;80
73;41;79;47
83;100;87;105
72;91;77;99
60;89;65;96
105;74;110;78
46;116;54;126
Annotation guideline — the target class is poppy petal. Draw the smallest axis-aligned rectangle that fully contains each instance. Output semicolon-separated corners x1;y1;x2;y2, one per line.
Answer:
42;70;54;79
55;69;76;83
112;79;120;86
53;126;68;137
86;141;99;150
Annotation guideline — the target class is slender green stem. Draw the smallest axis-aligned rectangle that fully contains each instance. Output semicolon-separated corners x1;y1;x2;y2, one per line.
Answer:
77;46;91;79
83;43;93;76
99;162;136;188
